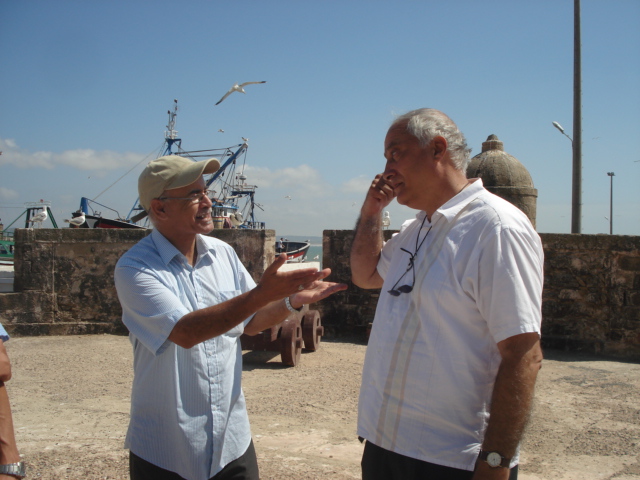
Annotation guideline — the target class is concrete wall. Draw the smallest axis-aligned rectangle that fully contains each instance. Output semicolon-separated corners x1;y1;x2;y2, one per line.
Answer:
320;230;640;360
0;228;274;336
2;228;639;359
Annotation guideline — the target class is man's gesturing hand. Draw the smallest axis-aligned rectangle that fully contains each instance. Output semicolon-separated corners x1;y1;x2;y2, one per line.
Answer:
254;254;345;305
361;174;396;217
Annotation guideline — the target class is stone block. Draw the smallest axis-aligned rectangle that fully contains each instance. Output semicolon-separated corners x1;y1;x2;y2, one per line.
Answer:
619;255;640;272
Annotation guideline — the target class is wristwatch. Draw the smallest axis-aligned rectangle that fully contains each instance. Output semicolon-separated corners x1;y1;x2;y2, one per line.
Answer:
284;296;303;313
479;450;510;468
0;461;26;478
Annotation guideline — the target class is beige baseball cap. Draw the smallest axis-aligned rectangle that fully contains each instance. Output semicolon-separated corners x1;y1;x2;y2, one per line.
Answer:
138;155;220;211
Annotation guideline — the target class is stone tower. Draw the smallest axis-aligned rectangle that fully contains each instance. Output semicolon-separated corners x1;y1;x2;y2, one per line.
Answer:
466;134;538;228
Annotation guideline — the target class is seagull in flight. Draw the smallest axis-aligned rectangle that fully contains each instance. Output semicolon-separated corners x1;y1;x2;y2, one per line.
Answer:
215;81;267;105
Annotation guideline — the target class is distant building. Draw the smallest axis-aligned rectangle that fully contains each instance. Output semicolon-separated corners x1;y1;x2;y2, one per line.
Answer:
467;134;538;229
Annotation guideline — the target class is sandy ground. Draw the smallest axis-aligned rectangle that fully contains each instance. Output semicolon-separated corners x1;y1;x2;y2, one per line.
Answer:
4;334;640;480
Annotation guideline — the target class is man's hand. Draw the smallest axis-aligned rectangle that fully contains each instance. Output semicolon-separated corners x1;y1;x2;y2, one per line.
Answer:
361;174;396;217
350;173;393;289
244;258;347;335
252;254;336;305
288;268;348;309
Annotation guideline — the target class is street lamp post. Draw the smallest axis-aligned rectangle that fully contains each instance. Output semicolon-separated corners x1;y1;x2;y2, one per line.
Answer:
551;0;583;234
607;172;615;234
572;0;582;234
552;121;581;233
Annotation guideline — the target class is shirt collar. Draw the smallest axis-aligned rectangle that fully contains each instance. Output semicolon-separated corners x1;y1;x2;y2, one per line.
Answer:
150;229;184;266
428;177;484;224
194;234;215;266
151;229;216;268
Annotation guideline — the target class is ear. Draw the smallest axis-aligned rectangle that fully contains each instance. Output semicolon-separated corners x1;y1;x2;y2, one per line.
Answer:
432;136;448;160
149;198;168;219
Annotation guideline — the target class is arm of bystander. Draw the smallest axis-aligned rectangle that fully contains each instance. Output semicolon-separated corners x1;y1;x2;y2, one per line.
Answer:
0;339;23;479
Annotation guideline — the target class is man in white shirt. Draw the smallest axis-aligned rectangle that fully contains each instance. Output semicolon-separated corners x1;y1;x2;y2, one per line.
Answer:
350;109;544;480
115;155;346;480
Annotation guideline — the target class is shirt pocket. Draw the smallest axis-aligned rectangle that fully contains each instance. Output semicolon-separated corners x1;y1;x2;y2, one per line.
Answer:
217;290;245;337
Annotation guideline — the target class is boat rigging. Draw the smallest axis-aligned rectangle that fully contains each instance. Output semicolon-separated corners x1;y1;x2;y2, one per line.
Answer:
77;99;264;230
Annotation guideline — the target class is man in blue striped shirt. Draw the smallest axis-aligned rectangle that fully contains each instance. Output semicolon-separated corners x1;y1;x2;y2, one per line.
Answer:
114;155;346;480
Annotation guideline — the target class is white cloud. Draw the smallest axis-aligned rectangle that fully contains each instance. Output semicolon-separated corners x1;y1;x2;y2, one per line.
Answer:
244;164;331;199
0;187;19;200
340;175;372;195
233;165;418;234
0;138;147;171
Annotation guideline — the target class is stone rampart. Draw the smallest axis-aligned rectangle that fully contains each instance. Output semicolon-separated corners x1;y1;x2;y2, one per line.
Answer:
320;230;640;359
0;228;274;336
540;234;640;357
1;228;639;359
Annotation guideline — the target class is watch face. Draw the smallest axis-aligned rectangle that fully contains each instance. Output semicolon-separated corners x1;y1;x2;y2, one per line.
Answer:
487;452;502;467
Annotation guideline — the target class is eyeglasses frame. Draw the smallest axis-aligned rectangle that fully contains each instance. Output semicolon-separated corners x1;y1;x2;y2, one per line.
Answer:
156;189;213;205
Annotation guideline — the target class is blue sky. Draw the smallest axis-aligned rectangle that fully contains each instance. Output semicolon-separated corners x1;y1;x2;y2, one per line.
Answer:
1;0;639;237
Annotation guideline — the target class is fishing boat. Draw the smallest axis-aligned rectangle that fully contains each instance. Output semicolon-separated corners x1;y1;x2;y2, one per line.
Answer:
73;100;310;261
75;99;264;232
276;239;310;263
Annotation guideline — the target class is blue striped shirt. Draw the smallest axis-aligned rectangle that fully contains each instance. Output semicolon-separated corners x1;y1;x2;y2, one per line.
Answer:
0;323;9;342
114;229;256;480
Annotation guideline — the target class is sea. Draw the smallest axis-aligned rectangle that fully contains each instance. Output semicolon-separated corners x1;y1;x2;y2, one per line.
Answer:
306;244;322;264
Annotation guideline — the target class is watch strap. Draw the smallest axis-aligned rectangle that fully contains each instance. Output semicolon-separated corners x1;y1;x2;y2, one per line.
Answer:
284;296;302;313
0;461;26;478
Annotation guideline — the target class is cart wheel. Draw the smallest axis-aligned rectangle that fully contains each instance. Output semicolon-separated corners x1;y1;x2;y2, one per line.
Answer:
280;318;302;366
302;310;323;352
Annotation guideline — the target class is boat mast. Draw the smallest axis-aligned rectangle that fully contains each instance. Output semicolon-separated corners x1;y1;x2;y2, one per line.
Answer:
163;99;182;156
125;100;183;222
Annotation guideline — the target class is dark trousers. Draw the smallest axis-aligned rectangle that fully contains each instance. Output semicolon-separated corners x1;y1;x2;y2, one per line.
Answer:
361;440;518;480
130;440;260;480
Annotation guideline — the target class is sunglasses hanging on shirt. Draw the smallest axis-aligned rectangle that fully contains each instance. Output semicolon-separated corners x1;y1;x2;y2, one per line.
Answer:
388;216;432;297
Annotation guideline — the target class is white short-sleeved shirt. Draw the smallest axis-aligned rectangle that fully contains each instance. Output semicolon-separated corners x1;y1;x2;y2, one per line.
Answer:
114;229;256;480
357;179;544;471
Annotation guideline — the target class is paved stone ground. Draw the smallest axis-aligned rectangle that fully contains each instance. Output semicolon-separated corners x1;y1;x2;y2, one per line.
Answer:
4;335;640;479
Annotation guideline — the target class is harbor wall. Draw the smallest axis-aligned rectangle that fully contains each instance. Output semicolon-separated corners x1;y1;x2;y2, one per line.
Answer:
1;228;639;359
320;230;640;360
0;228;274;336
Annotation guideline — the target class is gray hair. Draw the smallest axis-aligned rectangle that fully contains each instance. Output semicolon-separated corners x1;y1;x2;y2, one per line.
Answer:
392;108;472;171
146;209;157;227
